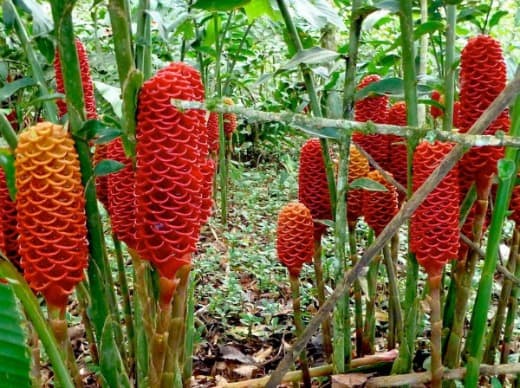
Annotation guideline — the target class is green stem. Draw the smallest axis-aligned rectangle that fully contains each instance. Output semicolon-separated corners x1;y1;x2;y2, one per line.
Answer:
383;244;404;351
442;5;457;132
0;112;18;151
135;0;152;80
0;259;74;388
108;0;142;157
429;275;443;388
484;228;519;364
213;13;228;226
113;236;135;373
223;21;255;95
348;224;364;357
464;74;520;387
76;282;99;365
162;265;191;388
342;0;363;119
4;0;57;122
289;274;311;388
275;0;337;214
313;241;333;362
182;273;196;385
49;0;117;350
362;239;379;356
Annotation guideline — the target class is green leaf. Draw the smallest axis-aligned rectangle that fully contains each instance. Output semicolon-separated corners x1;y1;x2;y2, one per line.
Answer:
413;21;444;39
94;81;122;117
315;219;335;228
95;128;122;145
292;123;339;139
193;0;251;11
489;10;508;29
78;120;121;142
243;0;280;21
291;0;344;29
281;47;340;70
0;77;36;101
355;77;430;100
99;318;131;388
374;0;400;13
497;159;515;181
28;93;65;106
0;150;16;201
349;177;388;192
2;2;15;29
0;282;31;388
94;160;125;177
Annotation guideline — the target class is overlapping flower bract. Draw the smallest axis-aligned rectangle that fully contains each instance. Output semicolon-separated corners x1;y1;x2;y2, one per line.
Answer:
298;138;332;240
54;39;97;119
347;145;369;225
0;168;19;266
353;75;390;171
223;97;237;137
362;170;398;235
411;141;459;277
16;122;88;308
458;35;510;196
386;102;408;191
277;202;314;276
108;138;137;249
207;112;219;154
430;90;443;119
135;62;206;279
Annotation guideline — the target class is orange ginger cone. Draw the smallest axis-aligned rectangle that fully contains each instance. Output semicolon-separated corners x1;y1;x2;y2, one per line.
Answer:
16;122;88;310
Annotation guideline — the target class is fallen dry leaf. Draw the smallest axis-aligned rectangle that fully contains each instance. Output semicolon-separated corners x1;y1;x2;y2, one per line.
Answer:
253;346;272;363
233;364;258;378
332;373;370;387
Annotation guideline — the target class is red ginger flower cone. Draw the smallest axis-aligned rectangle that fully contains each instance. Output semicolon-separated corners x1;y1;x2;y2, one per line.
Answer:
223;97;237;137
16;122;88;309
277;202;315;276
135;62;206;280
430;90;444;119
207;112;219;154
386;101;408;191
298;138;332;240
362;170;398;235
347;145;369;226
54;38;97;120
0;168;20;267
458;35;510;197
410;141;459;277
353;75;390;171
107;138;137;249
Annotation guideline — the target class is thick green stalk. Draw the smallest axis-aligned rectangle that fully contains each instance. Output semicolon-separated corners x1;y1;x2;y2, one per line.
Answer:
275;0;337;213
76;282;99;365
314;241;333;361
49;0;116;347
4;0;57;122
334;132;350;369
182;273;196;384
417;0;428;125
442;5;457;132
484;228;519;364
342;0;363;119
0;112;18;150
113;236;135;373
392;0;419;375
383;244;404;351
0;259;74;388
289;274;311;388
464;77;520;387
348;224;364;356
108;0;141;156
135;0;152;80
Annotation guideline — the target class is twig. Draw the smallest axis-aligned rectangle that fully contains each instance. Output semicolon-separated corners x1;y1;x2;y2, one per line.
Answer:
264;70;520;388
366;362;520;387
172;99;520;148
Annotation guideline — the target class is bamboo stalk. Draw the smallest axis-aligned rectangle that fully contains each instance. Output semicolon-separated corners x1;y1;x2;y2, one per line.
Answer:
442;4;457;133
348;224;364;357
383;244;404;351
464;78;520;386
362;248;379;356
135;0;152;80
289;274;311;388
265;72;520;387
